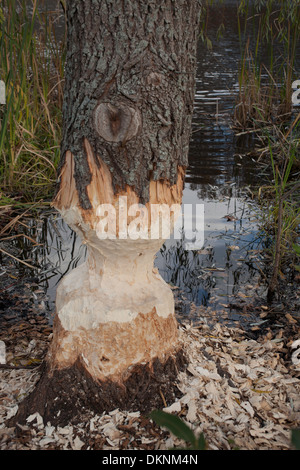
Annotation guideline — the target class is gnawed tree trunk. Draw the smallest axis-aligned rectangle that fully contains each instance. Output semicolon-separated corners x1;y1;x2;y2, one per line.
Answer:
13;0;201;426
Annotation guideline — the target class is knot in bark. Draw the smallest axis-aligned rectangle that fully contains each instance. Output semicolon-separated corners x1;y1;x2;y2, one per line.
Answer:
94;102;141;143
146;72;163;87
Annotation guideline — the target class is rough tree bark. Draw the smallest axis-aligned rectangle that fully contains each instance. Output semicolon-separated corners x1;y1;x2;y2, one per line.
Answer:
13;0;201;426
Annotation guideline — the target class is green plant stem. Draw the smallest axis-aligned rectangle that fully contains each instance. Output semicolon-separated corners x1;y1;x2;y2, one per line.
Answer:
267;197;283;300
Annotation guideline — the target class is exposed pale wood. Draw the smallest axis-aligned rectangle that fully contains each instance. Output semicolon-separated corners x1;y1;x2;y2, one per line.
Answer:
53;137;185;235
48;308;179;383
52;139;184;379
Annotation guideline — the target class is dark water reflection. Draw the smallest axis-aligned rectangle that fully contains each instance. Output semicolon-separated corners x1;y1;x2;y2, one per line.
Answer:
189;1;260;188
13;1;276;326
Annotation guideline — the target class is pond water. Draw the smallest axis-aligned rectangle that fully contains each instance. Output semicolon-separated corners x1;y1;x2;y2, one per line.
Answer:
9;1;279;327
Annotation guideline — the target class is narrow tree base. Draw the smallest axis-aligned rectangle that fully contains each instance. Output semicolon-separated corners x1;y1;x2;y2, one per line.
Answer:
10;349;186;427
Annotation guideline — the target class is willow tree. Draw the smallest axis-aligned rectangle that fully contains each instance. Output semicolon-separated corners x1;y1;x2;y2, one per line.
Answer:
14;0;201;425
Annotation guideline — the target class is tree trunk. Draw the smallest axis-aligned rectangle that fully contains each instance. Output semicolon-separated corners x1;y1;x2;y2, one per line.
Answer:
13;0;201;426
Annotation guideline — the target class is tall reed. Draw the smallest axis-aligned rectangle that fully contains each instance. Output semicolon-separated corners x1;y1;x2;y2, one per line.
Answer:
256;113;300;298
233;1;300;300
0;0;65;203
234;0;300;131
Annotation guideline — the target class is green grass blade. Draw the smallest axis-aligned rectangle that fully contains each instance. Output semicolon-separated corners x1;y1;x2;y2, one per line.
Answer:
291;429;300;450
150;410;197;448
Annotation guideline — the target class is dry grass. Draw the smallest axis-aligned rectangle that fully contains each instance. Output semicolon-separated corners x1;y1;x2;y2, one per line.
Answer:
0;0;65;203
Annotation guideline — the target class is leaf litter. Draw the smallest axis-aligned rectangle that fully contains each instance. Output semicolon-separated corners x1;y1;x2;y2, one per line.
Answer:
1;316;300;450
1;233;300;450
